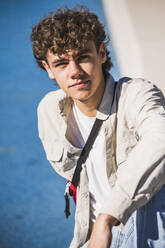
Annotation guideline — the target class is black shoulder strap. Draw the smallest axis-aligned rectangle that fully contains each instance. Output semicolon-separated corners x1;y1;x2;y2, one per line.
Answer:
71;118;103;188
64;118;103;218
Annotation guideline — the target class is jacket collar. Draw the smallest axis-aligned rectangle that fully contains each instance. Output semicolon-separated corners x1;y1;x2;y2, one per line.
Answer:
96;74;116;120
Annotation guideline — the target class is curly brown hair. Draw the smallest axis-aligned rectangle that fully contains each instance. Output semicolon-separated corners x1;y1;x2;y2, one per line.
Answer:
31;6;113;77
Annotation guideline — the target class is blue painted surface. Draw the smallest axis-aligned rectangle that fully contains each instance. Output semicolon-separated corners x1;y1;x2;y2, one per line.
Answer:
0;1;120;247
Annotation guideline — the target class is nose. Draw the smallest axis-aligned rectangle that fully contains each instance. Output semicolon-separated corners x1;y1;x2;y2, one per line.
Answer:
69;60;83;79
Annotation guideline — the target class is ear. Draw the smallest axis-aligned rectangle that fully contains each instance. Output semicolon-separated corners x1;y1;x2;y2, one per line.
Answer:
99;43;107;64
42;60;55;79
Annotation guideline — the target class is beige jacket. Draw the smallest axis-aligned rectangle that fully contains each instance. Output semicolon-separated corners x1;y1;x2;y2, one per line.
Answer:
38;75;165;248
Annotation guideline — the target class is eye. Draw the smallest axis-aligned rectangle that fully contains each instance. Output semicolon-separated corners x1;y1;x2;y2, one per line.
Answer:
55;62;68;68
78;55;90;62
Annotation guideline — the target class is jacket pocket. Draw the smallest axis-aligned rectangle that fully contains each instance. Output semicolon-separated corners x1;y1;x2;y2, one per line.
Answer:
43;139;80;179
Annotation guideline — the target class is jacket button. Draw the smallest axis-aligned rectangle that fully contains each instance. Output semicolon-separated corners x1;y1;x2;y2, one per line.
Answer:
146;193;151;200
105;127;108;135
82;163;86;169
82;220;87;227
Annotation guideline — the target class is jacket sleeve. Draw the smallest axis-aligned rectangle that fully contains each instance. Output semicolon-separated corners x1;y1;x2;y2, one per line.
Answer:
100;79;165;225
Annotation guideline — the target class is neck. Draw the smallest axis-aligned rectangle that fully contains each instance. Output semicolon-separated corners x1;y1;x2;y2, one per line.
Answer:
74;77;106;117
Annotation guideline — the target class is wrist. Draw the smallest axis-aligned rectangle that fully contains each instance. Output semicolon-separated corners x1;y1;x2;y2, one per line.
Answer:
97;213;120;228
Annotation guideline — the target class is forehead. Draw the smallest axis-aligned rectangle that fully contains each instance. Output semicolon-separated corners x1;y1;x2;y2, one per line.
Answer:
46;41;97;61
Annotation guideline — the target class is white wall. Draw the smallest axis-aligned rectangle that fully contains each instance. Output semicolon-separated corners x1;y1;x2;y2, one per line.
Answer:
102;0;165;94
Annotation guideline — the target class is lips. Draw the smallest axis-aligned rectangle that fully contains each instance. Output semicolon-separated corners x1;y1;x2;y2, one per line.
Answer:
69;80;90;88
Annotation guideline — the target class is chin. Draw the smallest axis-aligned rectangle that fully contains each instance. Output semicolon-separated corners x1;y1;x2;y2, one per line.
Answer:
71;93;90;101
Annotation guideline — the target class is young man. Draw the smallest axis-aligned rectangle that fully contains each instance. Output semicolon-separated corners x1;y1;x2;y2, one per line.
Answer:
31;7;165;248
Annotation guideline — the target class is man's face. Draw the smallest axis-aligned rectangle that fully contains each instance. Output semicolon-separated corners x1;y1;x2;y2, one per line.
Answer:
42;41;107;104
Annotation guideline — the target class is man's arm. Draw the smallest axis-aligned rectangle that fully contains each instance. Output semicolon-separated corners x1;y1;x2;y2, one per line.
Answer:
87;214;119;248
99;80;165;224
89;80;165;247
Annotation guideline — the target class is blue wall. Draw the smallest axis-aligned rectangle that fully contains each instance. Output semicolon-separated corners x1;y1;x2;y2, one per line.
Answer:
0;1;119;247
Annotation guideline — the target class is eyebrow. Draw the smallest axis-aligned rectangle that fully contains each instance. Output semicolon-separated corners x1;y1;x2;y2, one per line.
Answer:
51;58;68;65
77;48;93;56
51;47;93;65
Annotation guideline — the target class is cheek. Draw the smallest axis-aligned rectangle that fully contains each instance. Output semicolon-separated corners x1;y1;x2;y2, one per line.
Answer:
55;79;67;91
54;72;68;88
81;62;96;74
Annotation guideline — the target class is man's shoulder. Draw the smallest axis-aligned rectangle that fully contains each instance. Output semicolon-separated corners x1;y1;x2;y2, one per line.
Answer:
116;77;165;120
37;88;66;114
118;77;156;91
117;77;163;100
38;88;66;107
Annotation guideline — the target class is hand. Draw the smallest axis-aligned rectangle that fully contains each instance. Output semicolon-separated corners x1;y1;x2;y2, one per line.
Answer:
87;213;119;248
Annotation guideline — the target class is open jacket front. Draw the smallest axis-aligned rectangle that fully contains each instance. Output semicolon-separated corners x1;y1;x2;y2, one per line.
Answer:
38;74;165;248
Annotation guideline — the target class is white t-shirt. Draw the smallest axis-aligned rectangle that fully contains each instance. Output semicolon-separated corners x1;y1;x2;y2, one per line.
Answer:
67;103;111;222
